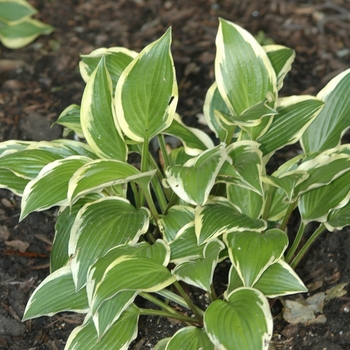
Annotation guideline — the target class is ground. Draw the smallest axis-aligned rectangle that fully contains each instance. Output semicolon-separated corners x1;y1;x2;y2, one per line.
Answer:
1;0;350;349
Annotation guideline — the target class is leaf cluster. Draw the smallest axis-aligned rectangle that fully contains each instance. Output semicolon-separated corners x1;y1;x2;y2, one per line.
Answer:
1;18;350;349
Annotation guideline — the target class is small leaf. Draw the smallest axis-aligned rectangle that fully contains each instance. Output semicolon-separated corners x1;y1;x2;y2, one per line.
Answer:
115;28;178;142
53;104;84;138
224;229;288;287
22;265;88;320
163;113;214;155
173;239;224;292
157;205;195;243
0;0;37;23
254;260;307;297
264;45;295;90
204;287;273;350
165;143;227;205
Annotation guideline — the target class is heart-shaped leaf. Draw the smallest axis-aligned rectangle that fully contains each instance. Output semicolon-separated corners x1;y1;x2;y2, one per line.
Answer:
224;229;288;286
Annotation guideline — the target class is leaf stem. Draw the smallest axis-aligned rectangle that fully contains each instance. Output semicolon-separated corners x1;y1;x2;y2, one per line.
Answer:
139;292;194;325
279;201;297;231
285;220;306;263
290;223;327;269
173;281;204;324
158;134;170;170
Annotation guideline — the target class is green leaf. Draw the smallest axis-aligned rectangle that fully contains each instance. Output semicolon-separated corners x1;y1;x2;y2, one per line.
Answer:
165;143;227;205
51;195;102;272
299;169;350;224
215;18;277;116
0;167;29;195
93;291;138;339
0;0;36;23
195;197;267;245
254;260;307;297
264;45;295;90
69;197;150;290
173;239;224;292
81;55;128;160
53;104;84;138
0;140;31;156
169;222;205;263
203;82;237;142
22;265;88;320
226;141;264;195
224;229;288;286
258;96;324;157
295;152;350;197
0;17;53;49
0;149;62;179
115;28;178;142
158;205;195;243
301;69;350;153
79;47;137;92
163;113;214;155
65;306;139;350
31;139;97;159
20;156;91;220
326;199;350;231
166;326;215;350
204;287;273;350
91;255;176;314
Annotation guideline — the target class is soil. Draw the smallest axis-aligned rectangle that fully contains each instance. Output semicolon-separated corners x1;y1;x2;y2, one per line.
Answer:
1;0;350;349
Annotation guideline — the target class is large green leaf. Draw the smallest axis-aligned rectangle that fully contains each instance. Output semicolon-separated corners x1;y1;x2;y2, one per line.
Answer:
69;197;150;290
301;69;350;153
224;229;288;287
195;197;267;245
253;260;307;297
20;156;91;220
172;239;224;292
90;255;176;314
115;28;178;142
165;143;227;205
204;287;273;350
258;96;324;157
81;55;128;160
215;18;277;117
65;306;139;350
22;265;88;320
166;326;215;350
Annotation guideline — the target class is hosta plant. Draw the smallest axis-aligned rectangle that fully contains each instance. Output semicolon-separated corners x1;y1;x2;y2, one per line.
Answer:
0;0;53;49
1;18;350;349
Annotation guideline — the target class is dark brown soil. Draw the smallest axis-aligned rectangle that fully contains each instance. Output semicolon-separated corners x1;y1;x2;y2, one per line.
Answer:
1;0;350;349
